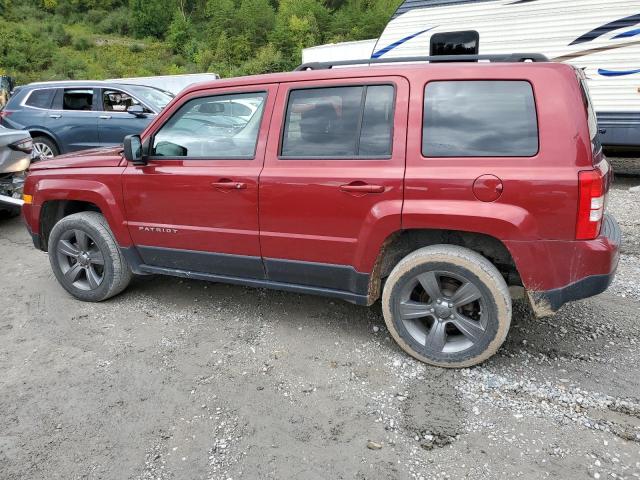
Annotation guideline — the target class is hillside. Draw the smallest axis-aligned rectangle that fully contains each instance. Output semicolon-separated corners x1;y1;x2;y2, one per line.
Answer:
0;0;400;84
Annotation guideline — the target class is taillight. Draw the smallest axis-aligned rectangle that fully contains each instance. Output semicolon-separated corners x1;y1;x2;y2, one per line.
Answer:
9;137;33;154
0;110;13;119
576;170;605;240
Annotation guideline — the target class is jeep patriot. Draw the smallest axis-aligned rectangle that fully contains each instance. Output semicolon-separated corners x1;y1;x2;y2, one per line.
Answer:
21;55;621;367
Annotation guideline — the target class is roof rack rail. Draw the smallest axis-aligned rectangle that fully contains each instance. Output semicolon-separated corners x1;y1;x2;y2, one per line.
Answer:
294;53;549;71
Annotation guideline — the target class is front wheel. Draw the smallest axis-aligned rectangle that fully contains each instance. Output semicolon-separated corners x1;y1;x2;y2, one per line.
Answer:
382;245;512;368
48;211;132;302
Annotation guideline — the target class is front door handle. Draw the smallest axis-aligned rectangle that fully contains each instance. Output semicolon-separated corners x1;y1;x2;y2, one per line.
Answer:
211;179;247;190
49;114;61;119
99;115;112;120
339;183;385;194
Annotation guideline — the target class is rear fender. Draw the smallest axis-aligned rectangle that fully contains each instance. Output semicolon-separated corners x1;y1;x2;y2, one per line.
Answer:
402;200;535;240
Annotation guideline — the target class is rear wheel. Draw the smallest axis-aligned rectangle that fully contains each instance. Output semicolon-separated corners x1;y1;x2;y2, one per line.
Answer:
32;136;58;159
48;212;132;301
382;245;511;368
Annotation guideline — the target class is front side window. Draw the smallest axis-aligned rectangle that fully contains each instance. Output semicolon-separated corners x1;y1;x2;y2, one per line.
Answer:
25;89;55;109
152;92;266;159
63;89;93;111
281;84;395;158
103;89;151;113
422;81;538;157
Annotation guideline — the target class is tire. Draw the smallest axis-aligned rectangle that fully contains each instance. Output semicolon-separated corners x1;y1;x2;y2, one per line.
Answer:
48;211;132;302
32;135;59;159
381;245;512;368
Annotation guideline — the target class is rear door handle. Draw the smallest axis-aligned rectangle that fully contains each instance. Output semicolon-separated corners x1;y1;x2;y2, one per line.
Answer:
99;115;112;120
49;114;61;119
339;183;385;194
211;180;247;190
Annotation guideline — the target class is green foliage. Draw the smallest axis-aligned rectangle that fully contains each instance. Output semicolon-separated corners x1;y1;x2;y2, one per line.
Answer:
129;0;175;39
0;0;401;84
96;8;131;35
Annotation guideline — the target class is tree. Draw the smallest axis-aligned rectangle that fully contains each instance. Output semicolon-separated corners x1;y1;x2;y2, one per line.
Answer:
168;10;194;56
237;0;275;47
269;0;329;68
205;0;237;40
130;0;175;39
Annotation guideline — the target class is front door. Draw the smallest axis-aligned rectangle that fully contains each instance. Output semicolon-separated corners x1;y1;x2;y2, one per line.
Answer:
122;84;277;279
259;76;408;296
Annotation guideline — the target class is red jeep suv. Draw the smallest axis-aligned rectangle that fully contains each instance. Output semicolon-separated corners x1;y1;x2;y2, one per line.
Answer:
21;55;621;367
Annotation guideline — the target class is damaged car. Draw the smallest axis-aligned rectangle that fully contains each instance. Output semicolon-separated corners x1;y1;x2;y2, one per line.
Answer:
0;125;32;216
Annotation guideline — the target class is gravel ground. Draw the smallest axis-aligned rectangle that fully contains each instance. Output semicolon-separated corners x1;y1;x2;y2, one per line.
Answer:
1;175;639;480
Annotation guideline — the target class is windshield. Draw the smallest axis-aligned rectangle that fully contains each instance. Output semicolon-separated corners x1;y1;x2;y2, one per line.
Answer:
126;85;173;110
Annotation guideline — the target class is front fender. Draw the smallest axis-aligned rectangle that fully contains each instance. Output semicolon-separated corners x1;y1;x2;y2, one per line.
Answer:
33;176;132;247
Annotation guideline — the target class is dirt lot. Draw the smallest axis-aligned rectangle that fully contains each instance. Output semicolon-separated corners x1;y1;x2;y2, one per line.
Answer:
1;175;639;480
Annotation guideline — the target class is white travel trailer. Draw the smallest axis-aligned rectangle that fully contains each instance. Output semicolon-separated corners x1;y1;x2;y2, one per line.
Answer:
302;0;640;149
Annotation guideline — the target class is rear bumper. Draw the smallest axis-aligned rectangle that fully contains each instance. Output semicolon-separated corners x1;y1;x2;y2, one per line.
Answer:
522;214;621;316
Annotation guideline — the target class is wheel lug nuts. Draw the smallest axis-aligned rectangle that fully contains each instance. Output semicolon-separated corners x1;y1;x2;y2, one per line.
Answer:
436;299;442;304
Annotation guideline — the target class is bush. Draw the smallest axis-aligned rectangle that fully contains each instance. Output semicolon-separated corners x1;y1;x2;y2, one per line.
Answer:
97;8;131;35
73;35;92;51
51;23;72;47
129;43;144;53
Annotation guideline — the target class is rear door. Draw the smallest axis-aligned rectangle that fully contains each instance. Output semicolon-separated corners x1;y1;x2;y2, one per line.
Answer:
46;88;99;153
97;88;155;147
259;76;408;296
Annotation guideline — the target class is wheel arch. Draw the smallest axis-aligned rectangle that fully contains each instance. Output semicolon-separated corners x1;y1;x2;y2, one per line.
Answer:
366;229;521;305
28;129;61;152
36;180;132;251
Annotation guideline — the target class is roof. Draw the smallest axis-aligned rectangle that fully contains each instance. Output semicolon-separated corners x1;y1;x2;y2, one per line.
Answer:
179;60;568;96
22;80;163;90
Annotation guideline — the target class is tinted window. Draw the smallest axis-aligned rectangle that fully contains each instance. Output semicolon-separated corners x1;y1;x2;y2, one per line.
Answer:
578;76;601;152
281;85;394;158
359;85;394;156
152;92;266;158
422;81;538;157
25;89;54;109
430;30;479;56
63;89;93;111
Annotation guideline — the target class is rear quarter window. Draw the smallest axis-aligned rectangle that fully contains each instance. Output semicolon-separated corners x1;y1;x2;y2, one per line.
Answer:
422;80;538;157
24;89;55;109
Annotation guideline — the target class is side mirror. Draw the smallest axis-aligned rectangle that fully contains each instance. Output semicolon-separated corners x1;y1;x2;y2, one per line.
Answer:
123;134;146;165
127;105;146;118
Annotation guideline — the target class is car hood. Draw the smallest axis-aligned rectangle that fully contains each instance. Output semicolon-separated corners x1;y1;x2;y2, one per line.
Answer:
29;146;125;170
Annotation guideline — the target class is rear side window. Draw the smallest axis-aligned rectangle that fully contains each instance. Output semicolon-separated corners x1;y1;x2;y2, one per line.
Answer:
578;76;601;153
25;89;55;109
422;81;538;157
281;84;395;158
63;89;94;111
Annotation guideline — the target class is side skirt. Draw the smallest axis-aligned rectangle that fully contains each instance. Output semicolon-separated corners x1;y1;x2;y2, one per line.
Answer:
120;246;371;305
137;264;370;305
